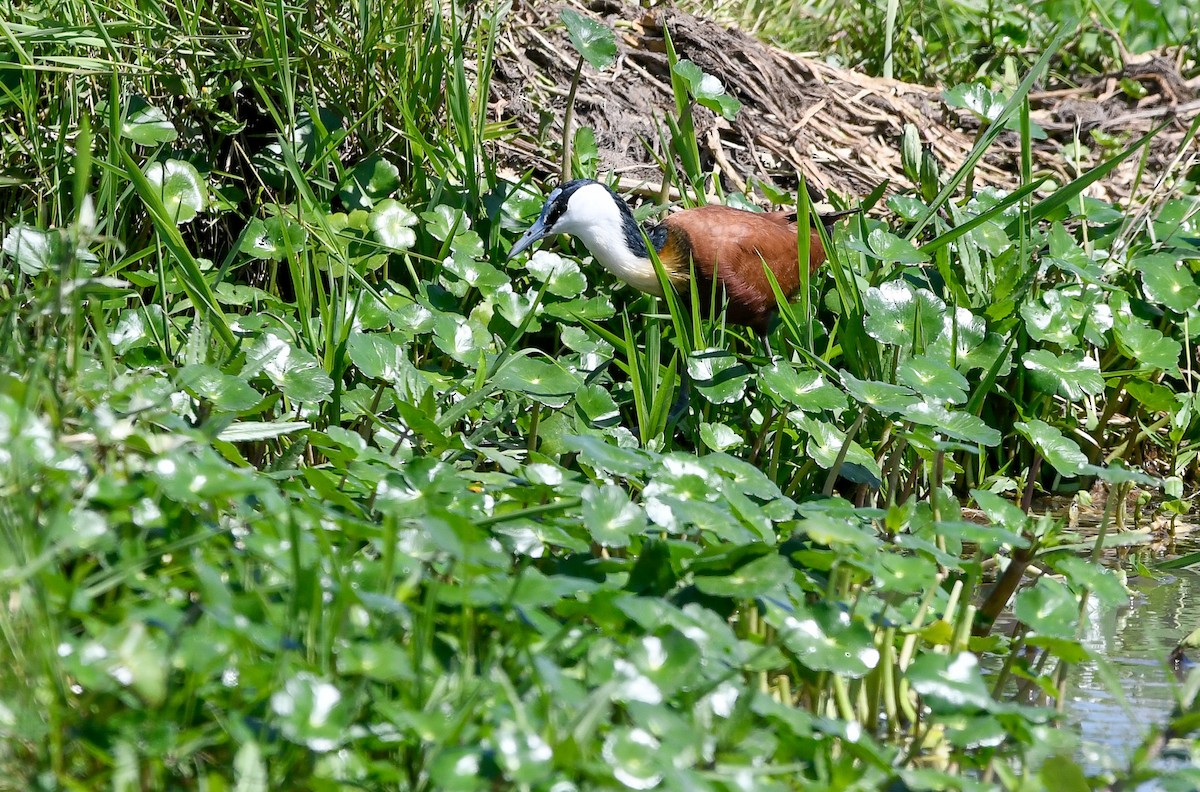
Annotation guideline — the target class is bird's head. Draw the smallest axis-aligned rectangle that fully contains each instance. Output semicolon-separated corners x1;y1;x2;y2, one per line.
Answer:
507;179;628;260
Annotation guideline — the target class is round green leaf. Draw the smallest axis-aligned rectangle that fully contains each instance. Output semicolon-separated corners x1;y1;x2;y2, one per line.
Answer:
1014;577;1078;639
1015;419;1087;476
694;553;793;597
560;8;617;70
432;314;490;365
908;652;993;713
146;159;206;224
902;401;1001;446
582;484;645;547
369;199;418;250
270;673;351;752
180;364;262;412
865;228;929;264
673;60;742;120
1022;349;1104;401
492;357;581;408
768;602;880;677
1114;312;1182;372
1139;253;1200;314
576;383;620;426
120;97;177;145
243;332;334;404
759;363;846;412
239;214;308;260
864;281;944;346
339;155;401;209
897;355;969;404
699;421;742;452
525;250;587;297
840;370;918;413
2;225;53;275
688;347;749;405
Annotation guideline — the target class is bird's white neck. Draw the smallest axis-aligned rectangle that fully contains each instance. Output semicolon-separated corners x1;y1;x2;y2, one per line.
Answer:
571;224;665;298
552;182;665;297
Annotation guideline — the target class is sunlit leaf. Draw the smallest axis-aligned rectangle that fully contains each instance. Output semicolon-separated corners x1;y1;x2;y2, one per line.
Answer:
1014;577;1078;639
369;199;418;249
492;357;581;408
120;97;177;145
688;347;749;405
1015;419;1087;476
180;364;262;412
694;553;792;597
1022;349;1104;401
897;355;969;404
1139;253;1200;313
560;8;617;70
145;159;206;224
864;281;944;346
582;484;646;547
908;652;993;712
760;363;846;412
673;60;742;120
902;402;1001;446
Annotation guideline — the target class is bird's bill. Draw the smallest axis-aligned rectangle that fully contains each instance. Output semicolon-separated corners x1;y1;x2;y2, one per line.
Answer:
507;217;549;261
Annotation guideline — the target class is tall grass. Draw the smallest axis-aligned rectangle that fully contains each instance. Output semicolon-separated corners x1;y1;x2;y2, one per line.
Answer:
1;0;1199;788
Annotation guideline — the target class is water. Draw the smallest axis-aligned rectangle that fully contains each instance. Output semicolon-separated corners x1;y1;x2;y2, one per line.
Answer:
1067;568;1200;772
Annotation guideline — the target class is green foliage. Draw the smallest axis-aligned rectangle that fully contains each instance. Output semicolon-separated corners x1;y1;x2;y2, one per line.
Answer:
1;0;1199;788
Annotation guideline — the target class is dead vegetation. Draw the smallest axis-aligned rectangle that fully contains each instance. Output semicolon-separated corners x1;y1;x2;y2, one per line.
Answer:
490;0;1199;205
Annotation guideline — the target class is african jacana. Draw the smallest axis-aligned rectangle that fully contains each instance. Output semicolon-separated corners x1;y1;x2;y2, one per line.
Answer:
507;179;855;334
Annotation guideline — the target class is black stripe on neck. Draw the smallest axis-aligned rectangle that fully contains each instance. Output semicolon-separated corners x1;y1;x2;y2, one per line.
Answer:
604;184;666;258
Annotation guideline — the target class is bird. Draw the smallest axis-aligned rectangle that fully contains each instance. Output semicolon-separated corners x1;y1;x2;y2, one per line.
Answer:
507;179;856;335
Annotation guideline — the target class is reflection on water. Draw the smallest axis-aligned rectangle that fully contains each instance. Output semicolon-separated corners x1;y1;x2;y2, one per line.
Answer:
1068;568;1200;771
